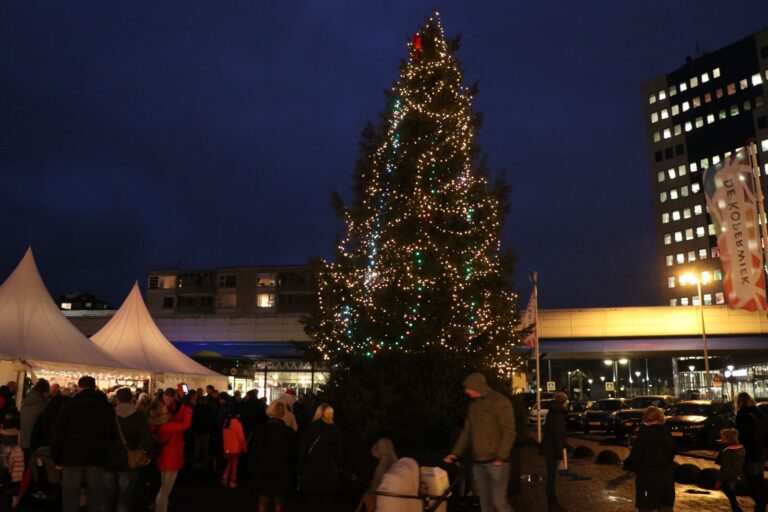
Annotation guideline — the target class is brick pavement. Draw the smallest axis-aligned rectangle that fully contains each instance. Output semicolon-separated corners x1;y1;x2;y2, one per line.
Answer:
507;436;754;512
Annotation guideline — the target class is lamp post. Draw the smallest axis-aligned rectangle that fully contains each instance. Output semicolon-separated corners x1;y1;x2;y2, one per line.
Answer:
635;371;641;397
726;364;735;400
681;272;712;399
620;359;629;397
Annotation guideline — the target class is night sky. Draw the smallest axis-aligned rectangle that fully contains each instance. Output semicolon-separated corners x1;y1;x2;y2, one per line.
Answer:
2;2;768;309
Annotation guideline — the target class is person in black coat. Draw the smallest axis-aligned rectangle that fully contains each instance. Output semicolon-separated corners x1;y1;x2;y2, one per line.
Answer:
735;392;767;512
51;376;118;512
627;406;675;512
253;400;296;512
539;392;569;512
297;403;343;512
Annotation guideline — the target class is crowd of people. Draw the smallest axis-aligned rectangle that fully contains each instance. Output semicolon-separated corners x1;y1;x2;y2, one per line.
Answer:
0;376;355;512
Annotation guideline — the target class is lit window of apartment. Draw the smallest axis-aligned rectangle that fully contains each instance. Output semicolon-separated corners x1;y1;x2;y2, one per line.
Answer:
715;292;725;305
256;273;277;287
674;231;683;242
753;73;764;86
683;208;691;219
148;275;178;290
216;294;237;309
667;168;676;179
672;210;681;221
649;93;657;104
659;89;667;100
713;67;721;78
217;274;237;288
651;112;659;123
680;185;689;197
727;83;737;95
692;97;701;108
668;277;676;288
690;76;699;88
698;248;707;259
707;114;715;124
696;226;705;237
670;189;678;200
704;92;712;103
685;228;694;240
664;234;672;245
662;212;670;224
256;292;276;308
682;101;690;112
666;255;674;266
687;251;696;262
680;297;689;306
671;104;680;116
660;191;668;203
740;78;748;90
694;204;703;215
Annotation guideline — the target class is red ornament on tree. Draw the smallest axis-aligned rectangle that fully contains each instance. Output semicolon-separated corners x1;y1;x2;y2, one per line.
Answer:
412;33;423;60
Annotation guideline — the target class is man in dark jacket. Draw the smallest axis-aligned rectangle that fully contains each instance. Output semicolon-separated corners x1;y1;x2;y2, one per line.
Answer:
20;378;49;461
51;376;118;512
735;392;767;512
104;387;152;512
540;392;568;512
444;372;516;512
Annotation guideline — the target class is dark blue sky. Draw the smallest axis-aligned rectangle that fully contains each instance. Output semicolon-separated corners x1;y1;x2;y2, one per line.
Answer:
2;2;768;308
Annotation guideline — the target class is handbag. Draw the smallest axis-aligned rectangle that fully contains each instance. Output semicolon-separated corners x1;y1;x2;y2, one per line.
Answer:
116;417;151;469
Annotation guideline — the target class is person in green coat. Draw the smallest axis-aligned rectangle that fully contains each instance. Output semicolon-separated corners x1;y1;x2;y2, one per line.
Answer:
444;372;516;512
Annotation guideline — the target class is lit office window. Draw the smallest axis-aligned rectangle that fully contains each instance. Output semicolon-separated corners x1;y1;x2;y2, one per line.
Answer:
666;255;674;266
715;292;725;305
680;82;688;92
685;228;694;240
731;104;739;116
670;299;678;306
740;78;748;90
744;100;752;111
713;68;721;78
690;76;699;88
696;226;705;237
727;83;736;95
714;269;723;280
664;234;672;245
678;165;687;176
761;139;768;152
674;231;683;242
657;171;666;182
670;85;677;96
661;109;669;119
692;97;701;108
718;109;727;120
702;72;710;83
709;224;716;235
753;73;764;86
663;128;671;139
654;131;661;142
676;253;685;264
681;185;689;197
684;122;693;132
700;158;709;169
694;204;703;215
660;191;668;203
649;93;657;104
695;117;704;128
712;155;721;165
711;247;720;258
674;125;682;136
707;114;715;124
692;295;701;306
703;294;712;306
716;88;723;99
651;112;659;123
682;101;690;112
699;248;707;259
691;183;700;194
690;163;698;173
672;210;681;221
662;212;670;224
687;251;696;262
659;89;667;100
667;168;676;179
704;92;712;103
683;208;691;219
681;297;689;306
668;277;676;288
670;189;678;200
671;105;680;115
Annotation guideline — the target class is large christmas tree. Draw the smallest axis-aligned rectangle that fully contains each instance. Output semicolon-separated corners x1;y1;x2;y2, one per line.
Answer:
306;13;523;379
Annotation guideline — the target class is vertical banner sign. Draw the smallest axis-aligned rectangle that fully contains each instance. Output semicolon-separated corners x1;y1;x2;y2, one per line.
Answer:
703;154;768;311
521;292;536;347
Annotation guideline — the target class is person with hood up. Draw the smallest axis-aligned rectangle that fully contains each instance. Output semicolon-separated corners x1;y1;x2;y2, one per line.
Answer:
735;392;767;512
358;438;398;512
627;406;675;512
443;372;516;512
221;411;247;488
539;392;569;512
19;378;49;462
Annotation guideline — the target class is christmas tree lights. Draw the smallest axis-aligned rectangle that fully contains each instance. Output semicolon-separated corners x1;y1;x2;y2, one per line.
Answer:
306;12;524;376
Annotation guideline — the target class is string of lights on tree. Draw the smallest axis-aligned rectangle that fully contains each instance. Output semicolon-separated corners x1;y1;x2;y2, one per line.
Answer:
306;12;524;375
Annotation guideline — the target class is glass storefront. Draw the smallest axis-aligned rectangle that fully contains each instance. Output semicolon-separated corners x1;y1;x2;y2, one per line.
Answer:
677;361;768;401
224;360;328;401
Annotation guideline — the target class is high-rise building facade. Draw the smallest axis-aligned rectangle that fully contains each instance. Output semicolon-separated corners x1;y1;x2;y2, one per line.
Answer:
643;28;768;306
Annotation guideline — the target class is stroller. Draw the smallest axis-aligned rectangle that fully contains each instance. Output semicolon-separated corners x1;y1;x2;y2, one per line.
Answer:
374;458;453;512
16;447;60;512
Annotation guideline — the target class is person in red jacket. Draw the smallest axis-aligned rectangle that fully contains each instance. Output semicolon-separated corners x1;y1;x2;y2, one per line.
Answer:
221;412;247;488
148;389;192;512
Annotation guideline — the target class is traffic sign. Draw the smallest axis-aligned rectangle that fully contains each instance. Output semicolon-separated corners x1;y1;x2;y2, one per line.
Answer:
605;381;615;391
546;381;556;392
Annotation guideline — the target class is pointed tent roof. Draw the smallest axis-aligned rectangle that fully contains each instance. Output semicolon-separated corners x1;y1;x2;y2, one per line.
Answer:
91;282;220;377
0;248;138;371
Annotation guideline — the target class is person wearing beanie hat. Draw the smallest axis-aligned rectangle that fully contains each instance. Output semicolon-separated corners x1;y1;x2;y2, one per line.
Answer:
444;372;516;512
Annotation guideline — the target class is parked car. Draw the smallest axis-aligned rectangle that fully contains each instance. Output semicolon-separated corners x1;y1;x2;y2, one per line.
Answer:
582;398;627;433
609;395;678;439
527;399;555;428
665;400;735;445
566;400;592;430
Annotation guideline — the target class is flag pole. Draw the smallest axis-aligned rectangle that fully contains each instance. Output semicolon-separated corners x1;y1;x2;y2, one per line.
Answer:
531;272;542;443
747;142;768;273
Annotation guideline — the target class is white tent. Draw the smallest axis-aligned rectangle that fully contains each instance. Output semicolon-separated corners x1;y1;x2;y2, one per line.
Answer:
91;282;227;391
0;249;145;396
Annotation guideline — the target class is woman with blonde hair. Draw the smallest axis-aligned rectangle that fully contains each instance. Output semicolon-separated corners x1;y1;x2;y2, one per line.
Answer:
627;406;675;512
298;403;343;512
254;400;296;512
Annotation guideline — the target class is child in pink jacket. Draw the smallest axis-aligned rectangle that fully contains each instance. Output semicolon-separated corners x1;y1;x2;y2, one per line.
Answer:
221;413;248;488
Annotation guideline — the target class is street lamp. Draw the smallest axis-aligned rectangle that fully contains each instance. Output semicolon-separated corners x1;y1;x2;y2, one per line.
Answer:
727;365;735;399
681;271;712;399
635;371;641;396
